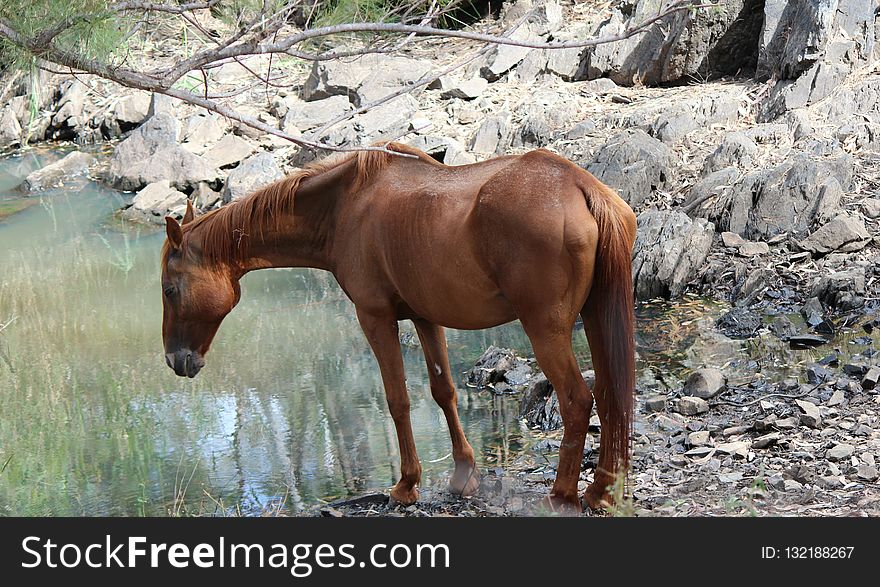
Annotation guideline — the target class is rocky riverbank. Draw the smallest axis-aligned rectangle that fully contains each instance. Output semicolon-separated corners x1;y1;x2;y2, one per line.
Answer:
1;0;878;515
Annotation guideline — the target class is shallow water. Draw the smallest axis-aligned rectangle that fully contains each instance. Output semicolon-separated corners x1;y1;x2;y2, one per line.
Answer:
0;147;870;516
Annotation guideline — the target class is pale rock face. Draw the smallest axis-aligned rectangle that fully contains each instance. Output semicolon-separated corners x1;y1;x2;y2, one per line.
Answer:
121;180;188;224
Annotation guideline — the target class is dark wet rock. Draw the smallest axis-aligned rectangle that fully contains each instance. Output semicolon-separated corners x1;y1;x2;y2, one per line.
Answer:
806;364;830;384
716;307;761;339
303;54;432;106
582;0;764;87
798;215;871;256
585;129;672;208
812;318;836;338
644;395;666;413
632;209;713;301
107;113;217;191
519;370;594;432
769;315;798;340
23;151;95;191
800;297;825;327
683;368;726;400
467;346;535;392
788;335;828;350
810;268;866;311
48;79;98;142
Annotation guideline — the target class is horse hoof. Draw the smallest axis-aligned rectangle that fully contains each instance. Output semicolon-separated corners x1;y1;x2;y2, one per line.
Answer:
582;482;613;511
450;464;480;497
539;494;582;516
389;485;419;506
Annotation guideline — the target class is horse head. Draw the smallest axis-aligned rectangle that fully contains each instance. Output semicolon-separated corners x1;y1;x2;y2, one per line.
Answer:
160;201;241;378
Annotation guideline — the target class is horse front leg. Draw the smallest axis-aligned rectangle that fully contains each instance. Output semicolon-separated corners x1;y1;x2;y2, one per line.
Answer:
412;319;479;497
356;308;422;505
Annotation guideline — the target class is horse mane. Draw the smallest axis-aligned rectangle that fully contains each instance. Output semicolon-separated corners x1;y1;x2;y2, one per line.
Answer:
166;142;430;266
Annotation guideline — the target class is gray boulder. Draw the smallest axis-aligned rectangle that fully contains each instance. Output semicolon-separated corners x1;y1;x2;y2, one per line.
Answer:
798;214;872;256
470;113;513;155
303;54;432;107
758;0;874;80
102;93;150;137
23;151;95;191
586;129;672;208
512;91;580;148
182;112;228;151
683;368;726;399
758;0;875;119
702;132;758;175
0;107;23;149
706;153;853;239
440;77;488;100
480;25;544;82
222;152;283;202
520;370;595;432
203;134;256;169
810;268;866;310
282;95;352;134
121;180;188;224
632;209;714;300
581;0;763;86
107;113;217;191
49;79;97;141
352;95;419;143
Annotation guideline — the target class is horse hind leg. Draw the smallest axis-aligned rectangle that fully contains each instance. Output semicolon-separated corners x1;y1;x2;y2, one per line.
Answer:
581;307;629;510
521;320;593;514
412;319;479;496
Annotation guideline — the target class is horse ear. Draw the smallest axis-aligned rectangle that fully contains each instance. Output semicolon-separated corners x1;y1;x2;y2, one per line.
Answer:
165;216;183;249
182;200;195;225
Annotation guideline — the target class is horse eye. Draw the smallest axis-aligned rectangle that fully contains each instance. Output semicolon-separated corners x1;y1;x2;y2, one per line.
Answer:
163;285;177;298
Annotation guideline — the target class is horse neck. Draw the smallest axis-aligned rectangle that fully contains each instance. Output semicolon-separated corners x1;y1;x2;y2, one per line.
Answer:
212;165;350;276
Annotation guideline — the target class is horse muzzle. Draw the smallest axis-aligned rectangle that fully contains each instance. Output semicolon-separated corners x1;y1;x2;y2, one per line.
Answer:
165;349;205;378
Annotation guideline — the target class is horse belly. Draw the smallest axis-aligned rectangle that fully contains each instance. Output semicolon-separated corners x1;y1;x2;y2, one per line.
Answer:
390;251;516;329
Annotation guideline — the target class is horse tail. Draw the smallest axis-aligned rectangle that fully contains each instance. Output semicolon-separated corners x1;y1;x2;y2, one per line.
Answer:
579;174;637;487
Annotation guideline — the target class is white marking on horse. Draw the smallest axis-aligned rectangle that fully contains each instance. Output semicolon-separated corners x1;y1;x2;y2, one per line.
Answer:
434;363;442;376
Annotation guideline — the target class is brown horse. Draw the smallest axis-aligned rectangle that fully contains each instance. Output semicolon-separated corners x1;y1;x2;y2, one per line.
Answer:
160;142;636;512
